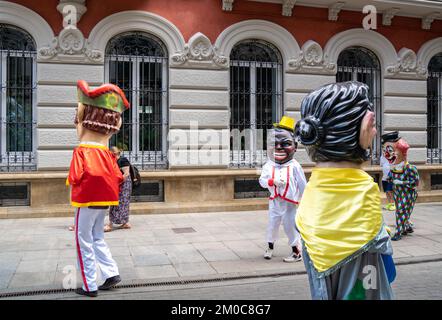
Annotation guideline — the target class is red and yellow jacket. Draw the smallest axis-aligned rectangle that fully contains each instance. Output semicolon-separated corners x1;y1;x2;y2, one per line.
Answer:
67;144;123;207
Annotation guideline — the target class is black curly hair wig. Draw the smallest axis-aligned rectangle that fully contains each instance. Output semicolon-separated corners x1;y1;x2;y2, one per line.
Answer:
295;81;373;163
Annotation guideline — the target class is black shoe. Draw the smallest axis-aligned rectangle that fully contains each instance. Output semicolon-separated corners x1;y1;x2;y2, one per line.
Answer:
406;227;414;233
98;275;121;290
391;234;402;241
75;288;98;297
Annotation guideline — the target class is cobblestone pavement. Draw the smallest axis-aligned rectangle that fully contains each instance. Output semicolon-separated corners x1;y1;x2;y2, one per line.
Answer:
1;203;442;293
12;261;442;300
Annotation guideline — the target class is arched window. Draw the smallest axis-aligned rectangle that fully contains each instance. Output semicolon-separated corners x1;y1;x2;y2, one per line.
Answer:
427;53;442;164
0;24;36;172
337;46;382;164
229;40;283;168
105;32;168;169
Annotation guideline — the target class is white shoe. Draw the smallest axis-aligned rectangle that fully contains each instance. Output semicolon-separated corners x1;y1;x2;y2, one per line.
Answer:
264;248;273;260
283;253;302;263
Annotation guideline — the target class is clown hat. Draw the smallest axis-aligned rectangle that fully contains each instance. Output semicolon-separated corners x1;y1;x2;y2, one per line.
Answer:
274;116;295;132
77;80;130;113
381;131;401;144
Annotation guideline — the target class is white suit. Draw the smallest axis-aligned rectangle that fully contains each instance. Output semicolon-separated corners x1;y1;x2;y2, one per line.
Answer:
259;159;307;247
75;207;119;292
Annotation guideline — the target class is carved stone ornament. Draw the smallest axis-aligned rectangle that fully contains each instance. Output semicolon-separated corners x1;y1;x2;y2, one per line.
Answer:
57;0;87;26
222;0;234;11
422;12;440;30
38;26;103;63
382;8;400;26
282;0;297;17
386;48;426;79
288;40;336;74
328;2;345;22
171;32;228;69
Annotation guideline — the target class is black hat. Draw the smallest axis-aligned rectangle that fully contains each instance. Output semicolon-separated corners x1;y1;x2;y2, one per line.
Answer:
381;131;400;144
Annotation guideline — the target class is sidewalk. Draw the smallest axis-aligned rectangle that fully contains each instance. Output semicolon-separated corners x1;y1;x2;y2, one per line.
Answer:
1;203;442;294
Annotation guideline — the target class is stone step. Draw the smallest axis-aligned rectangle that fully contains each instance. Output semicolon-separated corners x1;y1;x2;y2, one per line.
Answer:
1;191;442;219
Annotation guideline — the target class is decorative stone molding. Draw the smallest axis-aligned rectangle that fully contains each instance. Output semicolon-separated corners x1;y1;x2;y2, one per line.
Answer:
417;37;442;78
328;2;345;21
37;0;103;63
386;48;426;79
382;8;400;26
214;20;301;68
222;0;234;11
287;40;336;74
57;0;87;26
88;11;186;63
422;12;440;30
282;0;297;17
0;1;54;49
171;32;228;69
38;27;103;63
323;28;398;75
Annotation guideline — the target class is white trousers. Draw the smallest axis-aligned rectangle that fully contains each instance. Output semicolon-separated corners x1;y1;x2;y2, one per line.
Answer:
266;199;300;247
75;207;119;292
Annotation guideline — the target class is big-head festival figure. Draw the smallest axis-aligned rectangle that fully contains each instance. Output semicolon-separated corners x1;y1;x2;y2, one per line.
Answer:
259;116;307;263
67;80;129;297
382;131;419;241
295;82;396;300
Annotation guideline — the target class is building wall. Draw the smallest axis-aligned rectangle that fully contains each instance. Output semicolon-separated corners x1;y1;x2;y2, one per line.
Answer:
1;0;442;170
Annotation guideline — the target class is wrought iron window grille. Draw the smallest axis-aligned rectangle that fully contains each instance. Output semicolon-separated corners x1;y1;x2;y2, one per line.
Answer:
427;53;442;164
229;40;283;169
0;24;37;172
105;32;169;170
337;46;383;165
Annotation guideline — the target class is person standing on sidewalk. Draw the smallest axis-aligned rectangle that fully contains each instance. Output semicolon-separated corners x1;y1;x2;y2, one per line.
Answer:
105;146;132;232
380;134;396;211
259;116;307;263
385;136;419;241
295;82;396;300
66;80;130;297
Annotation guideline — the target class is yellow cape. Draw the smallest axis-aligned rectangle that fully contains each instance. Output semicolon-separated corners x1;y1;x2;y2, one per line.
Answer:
296;168;383;274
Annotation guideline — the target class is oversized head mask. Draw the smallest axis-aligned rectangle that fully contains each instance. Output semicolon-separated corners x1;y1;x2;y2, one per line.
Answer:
295;81;374;163
267;116;297;164
381;131;401;164
75;80;130;140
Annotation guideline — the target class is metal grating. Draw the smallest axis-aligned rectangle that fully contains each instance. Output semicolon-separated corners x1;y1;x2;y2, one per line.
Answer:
431;174;442;190
172;227;196;234
105;32;169;170
0;24;37;172
229;40;283;169
336;46;382;165
427;53;442;164
0;182;30;206
131;180;164;202
234;178;269;199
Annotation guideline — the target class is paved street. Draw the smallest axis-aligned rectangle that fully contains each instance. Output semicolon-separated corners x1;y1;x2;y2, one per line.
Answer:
1;202;442;298
6;261;442;300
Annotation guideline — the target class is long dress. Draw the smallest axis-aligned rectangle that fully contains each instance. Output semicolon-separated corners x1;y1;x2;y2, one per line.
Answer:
296;167;396;300
109;157;132;225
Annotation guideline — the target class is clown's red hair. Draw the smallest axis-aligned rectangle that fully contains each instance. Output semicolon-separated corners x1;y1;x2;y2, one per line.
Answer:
394;138;409;158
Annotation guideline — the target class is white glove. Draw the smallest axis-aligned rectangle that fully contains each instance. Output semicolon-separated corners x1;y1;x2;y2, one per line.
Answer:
273;177;285;188
393;179;406;185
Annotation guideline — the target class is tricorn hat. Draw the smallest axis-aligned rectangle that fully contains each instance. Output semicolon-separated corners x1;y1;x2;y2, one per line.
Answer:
381;131;401;144
77;80;130;114
273;116;295;132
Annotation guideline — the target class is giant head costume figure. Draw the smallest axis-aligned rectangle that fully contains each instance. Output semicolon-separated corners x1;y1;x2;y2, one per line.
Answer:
295;81;376;163
75;80;130;143
267;116;297;164
381;131;409;166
